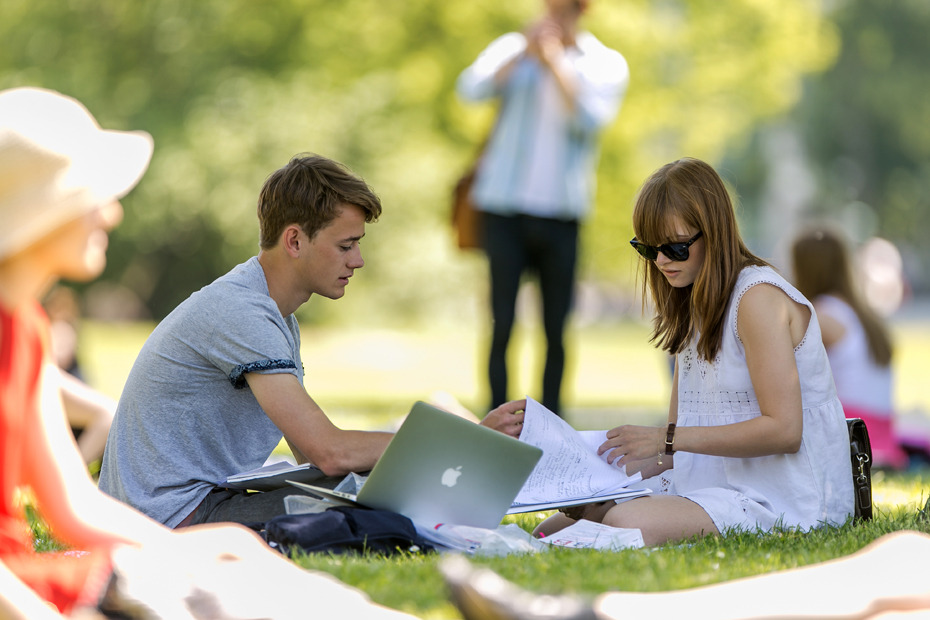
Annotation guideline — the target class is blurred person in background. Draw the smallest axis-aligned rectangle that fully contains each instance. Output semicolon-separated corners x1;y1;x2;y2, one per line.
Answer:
791;227;909;470
43;286;85;381
43;285;115;467
456;0;629;416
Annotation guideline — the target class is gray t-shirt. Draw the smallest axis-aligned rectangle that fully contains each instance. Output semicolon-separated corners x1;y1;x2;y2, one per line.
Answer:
98;257;303;527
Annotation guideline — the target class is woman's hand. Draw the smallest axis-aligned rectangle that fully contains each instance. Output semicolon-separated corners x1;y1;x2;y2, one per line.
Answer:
598;424;665;468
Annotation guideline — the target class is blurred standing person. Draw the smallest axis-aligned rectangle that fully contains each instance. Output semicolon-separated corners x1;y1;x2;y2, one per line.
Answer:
457;0;629;416
791;227;909;469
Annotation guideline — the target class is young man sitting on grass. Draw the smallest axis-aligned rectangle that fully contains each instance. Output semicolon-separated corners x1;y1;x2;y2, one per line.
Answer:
98;154;526;528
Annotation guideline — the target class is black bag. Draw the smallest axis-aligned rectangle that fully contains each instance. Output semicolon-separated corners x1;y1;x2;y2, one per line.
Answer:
262;506;435;556
847;418;873;521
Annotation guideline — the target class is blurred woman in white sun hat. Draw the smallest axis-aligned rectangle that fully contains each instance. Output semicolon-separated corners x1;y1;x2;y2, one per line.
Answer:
0;86;413;620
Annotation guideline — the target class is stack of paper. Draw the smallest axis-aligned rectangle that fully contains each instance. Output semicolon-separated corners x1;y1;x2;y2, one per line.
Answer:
508;398;652;513
221;461;324;492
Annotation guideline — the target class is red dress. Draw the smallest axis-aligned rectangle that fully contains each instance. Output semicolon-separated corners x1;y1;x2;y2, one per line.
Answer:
1;300;111;614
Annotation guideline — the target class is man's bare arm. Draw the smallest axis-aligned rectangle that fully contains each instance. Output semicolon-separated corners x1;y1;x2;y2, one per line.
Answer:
246;372;392;476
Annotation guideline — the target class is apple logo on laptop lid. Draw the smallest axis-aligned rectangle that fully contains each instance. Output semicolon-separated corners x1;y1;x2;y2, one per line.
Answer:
441;466;463;487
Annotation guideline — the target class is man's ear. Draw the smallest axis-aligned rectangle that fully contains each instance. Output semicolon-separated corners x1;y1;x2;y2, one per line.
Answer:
282;225;303;257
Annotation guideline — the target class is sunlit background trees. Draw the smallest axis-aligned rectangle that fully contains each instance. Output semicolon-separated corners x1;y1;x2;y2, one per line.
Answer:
3;0;926;326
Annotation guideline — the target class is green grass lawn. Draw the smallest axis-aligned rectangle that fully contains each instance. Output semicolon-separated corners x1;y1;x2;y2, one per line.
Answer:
296;471;930;619
64;317;930;618
29;472;930;619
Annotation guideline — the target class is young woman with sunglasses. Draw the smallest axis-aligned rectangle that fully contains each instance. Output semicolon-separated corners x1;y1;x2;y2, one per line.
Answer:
534;157;854;546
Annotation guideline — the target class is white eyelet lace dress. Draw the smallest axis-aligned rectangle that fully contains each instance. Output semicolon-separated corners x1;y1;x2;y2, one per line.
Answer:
654;266;854;533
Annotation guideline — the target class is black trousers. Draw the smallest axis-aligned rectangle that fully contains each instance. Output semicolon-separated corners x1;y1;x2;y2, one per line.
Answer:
482;212;579;416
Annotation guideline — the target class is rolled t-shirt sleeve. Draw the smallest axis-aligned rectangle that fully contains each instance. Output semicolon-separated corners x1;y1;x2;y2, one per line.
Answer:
202;289;303;390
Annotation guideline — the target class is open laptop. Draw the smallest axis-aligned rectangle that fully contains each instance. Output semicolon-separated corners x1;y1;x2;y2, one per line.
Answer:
288;401;543;529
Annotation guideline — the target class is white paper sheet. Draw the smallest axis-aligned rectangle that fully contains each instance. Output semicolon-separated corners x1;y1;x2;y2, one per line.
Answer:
513;398;643;505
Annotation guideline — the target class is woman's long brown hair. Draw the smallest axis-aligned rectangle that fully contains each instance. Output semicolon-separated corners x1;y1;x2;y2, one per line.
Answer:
632;158;769;361
791;228;893;366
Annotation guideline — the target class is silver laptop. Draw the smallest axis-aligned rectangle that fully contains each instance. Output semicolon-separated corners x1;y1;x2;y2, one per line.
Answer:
288;401;542;529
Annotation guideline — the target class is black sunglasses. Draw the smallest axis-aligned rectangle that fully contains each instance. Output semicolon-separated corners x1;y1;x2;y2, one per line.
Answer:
630;231;703;262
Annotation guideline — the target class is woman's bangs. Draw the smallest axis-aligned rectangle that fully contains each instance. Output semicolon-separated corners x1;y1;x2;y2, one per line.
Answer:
634;185;690;245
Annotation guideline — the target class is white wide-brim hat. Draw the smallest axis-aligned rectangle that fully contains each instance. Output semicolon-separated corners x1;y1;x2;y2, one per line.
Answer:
0;87;154;261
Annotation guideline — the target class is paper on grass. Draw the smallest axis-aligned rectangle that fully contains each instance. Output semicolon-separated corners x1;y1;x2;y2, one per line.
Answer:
539;520;644;550
414;522;547;556
510;398;649;510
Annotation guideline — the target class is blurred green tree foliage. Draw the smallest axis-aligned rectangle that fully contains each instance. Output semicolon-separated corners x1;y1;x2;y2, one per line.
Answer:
720;0;930;291
796;0;930;271
1;0;836;323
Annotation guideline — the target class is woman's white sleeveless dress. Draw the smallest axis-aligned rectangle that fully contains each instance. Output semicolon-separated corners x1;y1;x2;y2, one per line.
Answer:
658;266;854;532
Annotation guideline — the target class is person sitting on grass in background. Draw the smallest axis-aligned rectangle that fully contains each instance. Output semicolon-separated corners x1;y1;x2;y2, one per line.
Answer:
98;153;526;529
0;85;417;620
42;285;117;468
534;157;853;546
56;367;116;469
791;226;909;470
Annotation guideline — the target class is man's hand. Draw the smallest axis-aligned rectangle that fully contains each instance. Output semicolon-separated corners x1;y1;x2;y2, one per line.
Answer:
478;399;526;438
559;501;611;522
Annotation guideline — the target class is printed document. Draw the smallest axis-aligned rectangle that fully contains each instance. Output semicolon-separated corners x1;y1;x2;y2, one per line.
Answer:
509;398;650;511
540;520;645;550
